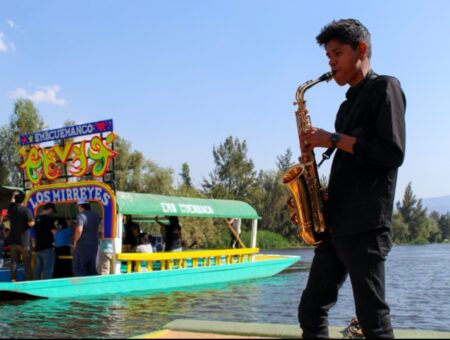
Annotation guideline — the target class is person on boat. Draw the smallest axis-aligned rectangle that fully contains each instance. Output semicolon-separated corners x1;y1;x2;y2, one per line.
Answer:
34;202;57;280
155;216;182;252
97;237;114;275
132;232;153;272
53;218;73;278
123;215;140;251
0;209;7;268
7;191;34;281
134;232;153;253
226;217;242;249
73;199;101;276
2;223;10;266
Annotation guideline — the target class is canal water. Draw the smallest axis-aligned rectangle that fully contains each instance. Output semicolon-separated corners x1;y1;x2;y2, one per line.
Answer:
0;244;448;338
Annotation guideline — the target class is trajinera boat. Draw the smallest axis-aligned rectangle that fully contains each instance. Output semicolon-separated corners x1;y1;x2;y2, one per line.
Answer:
0;119;300;300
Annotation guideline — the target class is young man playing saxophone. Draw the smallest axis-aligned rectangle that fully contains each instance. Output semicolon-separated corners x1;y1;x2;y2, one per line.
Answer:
298;19;406;338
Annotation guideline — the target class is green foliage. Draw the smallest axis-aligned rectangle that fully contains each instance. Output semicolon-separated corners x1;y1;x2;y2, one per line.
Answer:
396;182;431;243
391;213;409;243
435;212;450;241
276;147;294;172
114;135;174;194
412;236;429;245
420;217;442;243
0;158;8;185
251;169;295;241
239;230;291;249
395;182;448;244
178;216;219;249
0;99;45;186
179;162;192;188
202;136;257;201
396;182;417;224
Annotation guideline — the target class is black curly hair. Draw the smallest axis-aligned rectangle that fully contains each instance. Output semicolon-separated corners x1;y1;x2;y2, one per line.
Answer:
316;19;372;59
13;191;25;204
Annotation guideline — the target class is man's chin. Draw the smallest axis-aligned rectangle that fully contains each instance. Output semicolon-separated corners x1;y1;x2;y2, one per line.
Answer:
334;77;347;86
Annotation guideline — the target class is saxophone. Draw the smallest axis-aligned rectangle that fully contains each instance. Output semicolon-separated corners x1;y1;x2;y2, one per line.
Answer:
283;72;333;245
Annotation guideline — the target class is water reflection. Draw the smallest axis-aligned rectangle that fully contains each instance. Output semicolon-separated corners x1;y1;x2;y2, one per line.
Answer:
0;244;449;338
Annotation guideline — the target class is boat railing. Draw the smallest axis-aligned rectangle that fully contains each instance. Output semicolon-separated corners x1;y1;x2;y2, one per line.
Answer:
116;247;260;273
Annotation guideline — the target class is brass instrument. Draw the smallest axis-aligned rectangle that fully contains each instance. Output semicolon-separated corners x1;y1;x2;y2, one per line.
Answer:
283;72;333;245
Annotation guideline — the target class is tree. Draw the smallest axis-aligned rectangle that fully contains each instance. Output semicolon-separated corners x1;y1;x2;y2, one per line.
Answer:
396;182;431;242
179;162;192;188
114;135;174;194
276;147;293;172
0;152;9;185
114;136;143;192
431;212;450;242
439;213;450;241
202;136;257;201
396;182;417;225
0;99;45;186
252;169;297;241
391;212;409;243
421;217;441;243
408;199;428;242
140;160;174;194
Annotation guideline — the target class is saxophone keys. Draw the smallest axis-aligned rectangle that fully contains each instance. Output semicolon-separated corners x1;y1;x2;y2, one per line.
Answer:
287;197;295;208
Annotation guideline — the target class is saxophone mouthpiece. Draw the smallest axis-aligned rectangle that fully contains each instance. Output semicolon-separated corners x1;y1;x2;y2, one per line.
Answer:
319;72;333;82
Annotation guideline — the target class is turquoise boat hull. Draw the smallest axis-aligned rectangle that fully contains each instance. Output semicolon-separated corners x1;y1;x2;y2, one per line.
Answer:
0;255;300;300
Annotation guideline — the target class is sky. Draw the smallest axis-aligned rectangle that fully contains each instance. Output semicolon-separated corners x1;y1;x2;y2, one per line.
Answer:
1;0;449;203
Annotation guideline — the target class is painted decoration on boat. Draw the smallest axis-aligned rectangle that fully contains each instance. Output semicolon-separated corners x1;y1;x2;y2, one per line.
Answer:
19;119;114;146
26;181;117;238
18;120;118;185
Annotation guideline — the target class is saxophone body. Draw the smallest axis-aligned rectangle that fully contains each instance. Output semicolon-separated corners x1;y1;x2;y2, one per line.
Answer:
283;72;332;245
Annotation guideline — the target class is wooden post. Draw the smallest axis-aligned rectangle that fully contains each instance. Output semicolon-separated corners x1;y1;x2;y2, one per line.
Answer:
225;219;246;248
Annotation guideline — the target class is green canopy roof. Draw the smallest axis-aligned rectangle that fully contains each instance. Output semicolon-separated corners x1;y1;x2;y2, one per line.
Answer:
116;191;260;219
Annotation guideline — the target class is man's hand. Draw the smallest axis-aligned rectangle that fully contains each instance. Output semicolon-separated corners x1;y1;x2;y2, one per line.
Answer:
320;188;329;202
301;128;333;151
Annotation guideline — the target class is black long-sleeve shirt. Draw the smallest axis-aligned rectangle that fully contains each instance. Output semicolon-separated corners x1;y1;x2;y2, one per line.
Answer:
325;70;406;236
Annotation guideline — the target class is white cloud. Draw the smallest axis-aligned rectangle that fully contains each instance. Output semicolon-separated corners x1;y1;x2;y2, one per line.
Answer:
0;32;8;52
11;85;67;106
6;20;17;29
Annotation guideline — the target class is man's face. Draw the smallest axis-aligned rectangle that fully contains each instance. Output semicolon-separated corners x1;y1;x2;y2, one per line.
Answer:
325;39;366;87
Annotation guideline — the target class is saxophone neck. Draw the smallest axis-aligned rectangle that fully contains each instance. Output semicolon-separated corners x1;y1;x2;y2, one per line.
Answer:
294;72;333;106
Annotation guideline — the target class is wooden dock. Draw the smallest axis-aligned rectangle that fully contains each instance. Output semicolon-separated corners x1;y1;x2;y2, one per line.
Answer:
133;319;450;339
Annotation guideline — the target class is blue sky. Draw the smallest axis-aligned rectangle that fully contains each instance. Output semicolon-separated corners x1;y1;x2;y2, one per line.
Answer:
1;1;449;202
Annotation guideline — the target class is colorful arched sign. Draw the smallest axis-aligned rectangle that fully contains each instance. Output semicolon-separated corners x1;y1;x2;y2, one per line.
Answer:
19;133;118;185
25;181;117;239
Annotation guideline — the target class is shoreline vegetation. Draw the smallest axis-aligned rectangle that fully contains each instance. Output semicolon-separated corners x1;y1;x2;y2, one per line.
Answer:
0;99;449;250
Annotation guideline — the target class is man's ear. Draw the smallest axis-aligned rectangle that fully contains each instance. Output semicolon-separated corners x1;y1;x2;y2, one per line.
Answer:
358;41;369;59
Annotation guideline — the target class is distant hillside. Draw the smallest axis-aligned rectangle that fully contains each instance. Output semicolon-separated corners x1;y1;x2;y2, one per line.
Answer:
422;195;450;215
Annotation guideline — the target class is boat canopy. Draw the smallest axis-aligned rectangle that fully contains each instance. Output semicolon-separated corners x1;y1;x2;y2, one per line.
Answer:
0;185;24;210
116;191;261;220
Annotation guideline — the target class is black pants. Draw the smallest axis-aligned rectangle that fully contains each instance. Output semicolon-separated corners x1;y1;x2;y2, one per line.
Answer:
298;229;394;339
54;246;73;278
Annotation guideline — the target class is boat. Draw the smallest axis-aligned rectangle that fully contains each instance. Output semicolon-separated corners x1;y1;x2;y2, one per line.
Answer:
134;319;450;339
0;120;300;300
